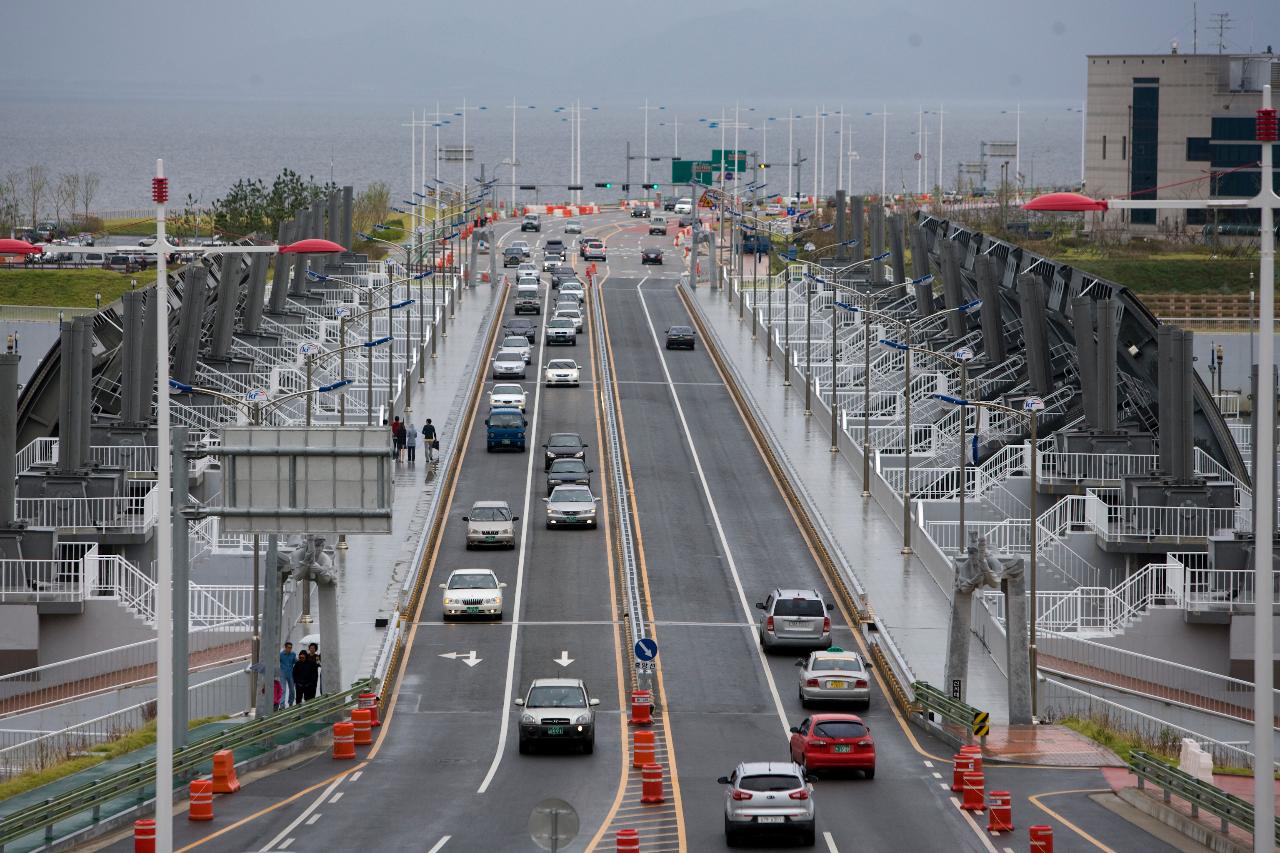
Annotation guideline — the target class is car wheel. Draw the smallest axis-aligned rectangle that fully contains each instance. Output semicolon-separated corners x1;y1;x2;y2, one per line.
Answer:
545;521;553;529
465;542;473;550
518;737;530;755
864;767;875;780
582;736;594;755
800;825;816;846
859;699;871;711
723;818;740;848
798;685;808;706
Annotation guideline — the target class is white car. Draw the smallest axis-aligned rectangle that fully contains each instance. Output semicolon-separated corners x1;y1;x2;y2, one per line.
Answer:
439;568;507;620
490;383;527;411
543;359;581;387
492;350;527;379
765;203;783;216
559;283;585;304
564;220;583;234
500;335;533;363
673;198;693;214
517;262;538;278
510;240;531;258
555;308;584;333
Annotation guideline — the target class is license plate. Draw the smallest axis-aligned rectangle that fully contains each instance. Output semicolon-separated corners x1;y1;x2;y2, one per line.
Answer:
757;816;785;824
501;439;511;445
828;680;846;689
466;606;481;614
546;726;565;736
485;536;496;542
833;744;851;753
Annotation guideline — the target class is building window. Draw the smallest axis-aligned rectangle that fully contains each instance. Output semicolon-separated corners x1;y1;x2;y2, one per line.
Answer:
1211;117;1257;141
1186;137;1212;161
1122;136;1128;160
1209;143;1261;168
1130;81;1159;225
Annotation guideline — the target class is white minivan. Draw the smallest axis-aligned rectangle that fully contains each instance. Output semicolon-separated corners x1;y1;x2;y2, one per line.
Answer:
515;283;541;315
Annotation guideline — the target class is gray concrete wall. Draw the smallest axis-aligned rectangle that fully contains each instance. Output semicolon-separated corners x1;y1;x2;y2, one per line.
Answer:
1098;608;1232;675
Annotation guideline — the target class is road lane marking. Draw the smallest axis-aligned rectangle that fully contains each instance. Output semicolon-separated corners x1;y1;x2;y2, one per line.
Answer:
949;798;1001;853
278;840;293;850
438;650;482;667
476;278;555;795
553;650;574;666
427;837;452;853
328;792;343;803
635;277;790;735
258;773;348;852
1027;789;1118;852
932;772;943;779
923;760;934;768
304;813;321;825
823;831;839;852
349;770;362;782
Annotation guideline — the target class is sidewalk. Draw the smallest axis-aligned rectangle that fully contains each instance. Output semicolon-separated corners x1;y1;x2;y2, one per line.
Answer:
688;283;1013;721
1102;764;1279;849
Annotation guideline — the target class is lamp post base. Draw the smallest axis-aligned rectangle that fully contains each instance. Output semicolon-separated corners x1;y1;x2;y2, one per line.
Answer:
900;546;913;555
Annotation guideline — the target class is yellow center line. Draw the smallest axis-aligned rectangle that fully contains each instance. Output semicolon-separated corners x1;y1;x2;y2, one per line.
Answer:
1028;788;1120;853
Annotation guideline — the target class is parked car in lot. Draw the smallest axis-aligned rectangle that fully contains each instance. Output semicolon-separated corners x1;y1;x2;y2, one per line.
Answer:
543;359;581;388
795;648;870;708
788;714;875;778
718;761;817;847
546;457;592;495
462;500;518;548
756;588;833;651
641;246;664;265
515;677;600;754
544;484;599;528
664;325;695;350
439;568;506;619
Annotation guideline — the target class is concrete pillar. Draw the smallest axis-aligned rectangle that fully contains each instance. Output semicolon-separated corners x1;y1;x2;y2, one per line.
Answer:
939;239;966;339
1000;556;1033;724
208;255;242;360
909;226;932;314
869;203;885;287
1015;274;1052;396
488;230;498;291
1177;329;1196;480
888;214;907;285
139;288;158;423
834;190;847;260
1070;297;1100;429
76;316;91;465
268;220;295;314
1157;326;1177;475
256;534;282;720
171;428;189;748
0;354;19;526
851;196;865;262
975;255;1006;365
54;321;84;474
316;560;341;696
1096;300;1119;432
944;538;985;705
120;290;146;423
242;253;269;334
327;191;340;243
341;186;354;250
172;266;208;385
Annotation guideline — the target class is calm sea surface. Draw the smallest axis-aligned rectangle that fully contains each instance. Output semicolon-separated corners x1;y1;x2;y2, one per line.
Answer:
0;96;1085;214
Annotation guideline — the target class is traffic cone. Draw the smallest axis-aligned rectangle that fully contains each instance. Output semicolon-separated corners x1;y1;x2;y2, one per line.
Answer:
333;721;356;759
188;779;214;821
633;730;655;768
351;709;373;746
133;819;156;853
210;749;239;793
640;763;665;804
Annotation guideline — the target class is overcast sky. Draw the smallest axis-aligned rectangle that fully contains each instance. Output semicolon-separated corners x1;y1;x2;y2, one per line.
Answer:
2;0;1276;104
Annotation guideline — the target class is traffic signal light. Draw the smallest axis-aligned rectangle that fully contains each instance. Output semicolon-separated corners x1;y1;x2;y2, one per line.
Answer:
642;183;659;190
568;184;583;191
622;184;630;191
594;182;613;189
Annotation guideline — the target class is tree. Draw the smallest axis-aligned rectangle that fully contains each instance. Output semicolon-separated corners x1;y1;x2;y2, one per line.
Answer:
79;172;100;226
21;164;48;228
54;173;79;231
352;182;390;236
211;168;333;239
0;172;20;236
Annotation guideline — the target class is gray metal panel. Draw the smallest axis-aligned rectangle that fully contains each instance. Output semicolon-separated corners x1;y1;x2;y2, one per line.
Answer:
341;186;354;249
1157;325;1176;474
1070;297;1099;429
1015;273;1052;396
869;204;885;287
172;266;207;385
888;214;907;285
0;354;19;525
217;426;393;535
851;196;865;262
1177;329;1195;480
268;220;294;314
940;239;966;339
326;191;340;243
208;255;242;360
120;290;145;423
139;288;158;424
909;226;932;316
76;316;91;466
834;190;847;255
975;255;1006;364
242;253;269;334
1096;299;1119;431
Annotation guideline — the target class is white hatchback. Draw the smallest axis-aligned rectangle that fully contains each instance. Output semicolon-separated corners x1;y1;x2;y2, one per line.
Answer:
543;359;581;387
490;383;527;411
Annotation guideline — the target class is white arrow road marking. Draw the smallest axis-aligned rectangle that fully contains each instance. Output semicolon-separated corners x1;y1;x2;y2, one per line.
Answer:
554;650;574;667
439;650;482;667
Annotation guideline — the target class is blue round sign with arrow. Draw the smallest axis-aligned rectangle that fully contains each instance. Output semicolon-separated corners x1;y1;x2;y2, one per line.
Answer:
633;638;658;663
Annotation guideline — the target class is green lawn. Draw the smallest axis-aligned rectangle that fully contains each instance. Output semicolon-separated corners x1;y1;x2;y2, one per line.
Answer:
1060;257;1261;295
0;269;144;307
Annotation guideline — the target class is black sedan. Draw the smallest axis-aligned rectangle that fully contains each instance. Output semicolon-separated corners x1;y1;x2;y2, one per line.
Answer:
641;246;664;265
546;457;593;495
631;206;651;218
664;325;695;350
503;317;537;343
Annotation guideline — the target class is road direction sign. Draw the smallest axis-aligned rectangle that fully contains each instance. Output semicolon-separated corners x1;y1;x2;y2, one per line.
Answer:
634;638;658;662
554;650;574;667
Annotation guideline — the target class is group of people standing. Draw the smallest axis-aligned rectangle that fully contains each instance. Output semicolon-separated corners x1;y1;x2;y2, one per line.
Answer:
276;641;322;708
389;416;438;463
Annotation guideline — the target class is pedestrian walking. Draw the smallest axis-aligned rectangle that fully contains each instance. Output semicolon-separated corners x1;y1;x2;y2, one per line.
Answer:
405;420;418;463
278;641;297;707
292;650;319;702
391;416;406;461
308;642;322;694
422;419;438;462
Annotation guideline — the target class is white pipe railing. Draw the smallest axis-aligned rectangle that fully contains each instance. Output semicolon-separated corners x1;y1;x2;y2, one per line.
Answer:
13;486;158;532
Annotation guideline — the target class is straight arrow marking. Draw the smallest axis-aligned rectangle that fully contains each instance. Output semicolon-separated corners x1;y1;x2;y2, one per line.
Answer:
554;650;574;667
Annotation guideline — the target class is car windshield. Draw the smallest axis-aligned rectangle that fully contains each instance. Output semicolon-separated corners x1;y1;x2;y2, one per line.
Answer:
502;337;527;347
549;319;573;328
527;686;587;708
669;326;692;334
548;361;576;370
548;435;580;447
774;598;824;617
738;774;801;792
489;412;523;428
470;506;512;521
553;488;593;503
550;459;588;473
496;352;523;362
449;573;498;590
810;657;862;672
813;721;868;739
493;385;523;396
504;248;522;255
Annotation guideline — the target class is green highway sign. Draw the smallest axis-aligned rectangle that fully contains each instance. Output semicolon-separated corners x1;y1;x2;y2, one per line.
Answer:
711;149;747;172
671;159;716;186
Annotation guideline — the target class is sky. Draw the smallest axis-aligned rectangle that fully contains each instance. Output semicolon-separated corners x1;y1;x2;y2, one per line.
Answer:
1;0;1276;105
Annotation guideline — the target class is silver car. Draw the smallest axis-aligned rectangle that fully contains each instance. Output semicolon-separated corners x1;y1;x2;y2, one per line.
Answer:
439;568;507;620
500;335;533;363
564;219;583;234
796;648;871;708
544;484;599;529
463;500;518;549
560;283;584;304
756;588;832;651
718;761;816;846
492;350;527;379
515;677;600;754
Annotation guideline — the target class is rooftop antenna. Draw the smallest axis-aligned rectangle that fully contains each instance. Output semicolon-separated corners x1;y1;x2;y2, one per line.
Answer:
1192;1;1198;53
1210;11;1232;54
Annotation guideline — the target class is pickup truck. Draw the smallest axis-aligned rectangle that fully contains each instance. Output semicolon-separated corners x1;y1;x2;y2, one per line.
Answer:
485;406;528;452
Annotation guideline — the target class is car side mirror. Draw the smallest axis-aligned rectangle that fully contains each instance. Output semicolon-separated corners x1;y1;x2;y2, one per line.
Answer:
789;726;801;734
754;602;766;610
589;698;600;706
826;602;834;611
588;468;594;473
806;774;819;784
513;698;525;706
716;776;731;785
461;516;469;522
543;497;550;502
438;583;447;589
512;516;520;522
483;421;489;428
499;582;508;588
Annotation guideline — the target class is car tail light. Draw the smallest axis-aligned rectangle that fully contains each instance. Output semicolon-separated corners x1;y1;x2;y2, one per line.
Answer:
857;738;874;747
809;740;826;748
731;789;753;801
765;615;774;633
822;617;830;633
855;679;868;688
788;789;809;800
805;678;819;687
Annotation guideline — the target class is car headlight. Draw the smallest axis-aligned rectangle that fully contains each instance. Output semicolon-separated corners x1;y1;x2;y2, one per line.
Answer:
546;451;555;458
574;714;591;725
573;451;584;458
443;596;457;606
521;714;536;724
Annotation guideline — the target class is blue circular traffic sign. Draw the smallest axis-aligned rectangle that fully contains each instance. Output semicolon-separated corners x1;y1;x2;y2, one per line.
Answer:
633;638;658;662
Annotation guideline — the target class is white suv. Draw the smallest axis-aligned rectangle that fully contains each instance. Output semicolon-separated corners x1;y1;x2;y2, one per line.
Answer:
673;197;693;214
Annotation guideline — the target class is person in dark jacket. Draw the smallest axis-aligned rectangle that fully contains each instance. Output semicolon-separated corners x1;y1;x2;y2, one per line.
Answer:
292;650;319;702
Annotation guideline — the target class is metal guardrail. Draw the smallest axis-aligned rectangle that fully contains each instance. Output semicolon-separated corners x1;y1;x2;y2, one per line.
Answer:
912;681;986;744
0;679;370;850
1129;750;1279;846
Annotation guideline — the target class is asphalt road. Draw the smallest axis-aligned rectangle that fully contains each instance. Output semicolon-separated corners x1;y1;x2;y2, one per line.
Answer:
97;211;1185;853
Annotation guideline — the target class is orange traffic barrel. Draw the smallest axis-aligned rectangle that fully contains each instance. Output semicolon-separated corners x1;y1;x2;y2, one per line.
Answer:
351;709;373;746
211;749;240;793
1029;825;1053;853
358;692;381;727
629;690;653;726
633;729;656;768
133;818;156;853
333;721;356;759
987;790;1013;832
616;828;640;851
951;753;974;792
188;779;214;821
640;763;665;804
960;771;985;812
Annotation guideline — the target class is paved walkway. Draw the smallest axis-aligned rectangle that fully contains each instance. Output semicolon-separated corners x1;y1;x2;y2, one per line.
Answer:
688;282;1012;721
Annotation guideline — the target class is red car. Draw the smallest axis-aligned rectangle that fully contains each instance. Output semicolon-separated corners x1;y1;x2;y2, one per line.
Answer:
788;714;875;777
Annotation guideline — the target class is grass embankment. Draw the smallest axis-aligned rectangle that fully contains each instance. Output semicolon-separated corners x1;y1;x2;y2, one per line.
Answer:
0;716;224;802
1048;253;1258;295
1058;714;1279;779
0;269;138;307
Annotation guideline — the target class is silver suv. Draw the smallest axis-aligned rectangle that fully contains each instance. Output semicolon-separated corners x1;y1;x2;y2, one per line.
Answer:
515;677;599;754
756;588;832;651
717;761;816;846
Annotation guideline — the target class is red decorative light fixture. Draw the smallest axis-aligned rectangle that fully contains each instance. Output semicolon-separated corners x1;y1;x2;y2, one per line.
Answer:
1022;192;1109;212
279;238;346;255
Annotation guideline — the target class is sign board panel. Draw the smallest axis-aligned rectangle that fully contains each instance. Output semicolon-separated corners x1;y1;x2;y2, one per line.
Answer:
672;159;716;185
711;149;747;172
983;141;1018;159
215;426;393;535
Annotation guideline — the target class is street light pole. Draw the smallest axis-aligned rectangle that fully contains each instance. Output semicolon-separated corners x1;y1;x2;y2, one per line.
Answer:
804;274;813;414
